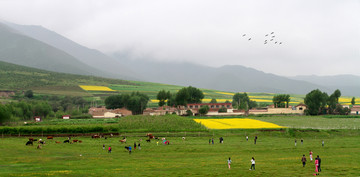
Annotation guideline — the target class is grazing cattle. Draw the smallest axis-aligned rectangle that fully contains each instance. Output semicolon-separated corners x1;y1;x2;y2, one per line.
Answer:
79;140;82;143
38;139;45;144
92;135;100;139
72;140;79;143
146;139;151;143
29;138;34;141
147;133;155;139
124;146;130;150
182;137;186;140
26;141;33;146
55;141;61;144
64;140;70;143
105;137;108;140
47;136;53;140
119;138;127;143
155;137;159;140
33;139;38;142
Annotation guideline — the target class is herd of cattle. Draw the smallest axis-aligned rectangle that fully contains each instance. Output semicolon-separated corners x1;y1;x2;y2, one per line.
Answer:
25;133;160;148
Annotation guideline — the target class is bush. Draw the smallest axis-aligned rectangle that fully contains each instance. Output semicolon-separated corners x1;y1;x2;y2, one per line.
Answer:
186;110;193;116
218;107;227;113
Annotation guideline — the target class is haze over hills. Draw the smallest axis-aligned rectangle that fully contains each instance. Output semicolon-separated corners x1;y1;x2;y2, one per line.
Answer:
0;21;359;96
291;75;360;97
2;21;138;80
0;22;112;77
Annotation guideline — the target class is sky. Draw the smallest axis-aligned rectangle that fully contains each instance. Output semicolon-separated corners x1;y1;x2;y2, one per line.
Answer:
0;0;359;76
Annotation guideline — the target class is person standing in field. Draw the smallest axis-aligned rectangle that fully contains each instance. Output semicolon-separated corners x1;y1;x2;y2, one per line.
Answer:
108;146;112;153
227;157;232;169
314;157;319;175
212;138;214;145
309;150;313;161
317;155;321;172
134;142;137;150
301;155;307;167
249;157;255;170
254;136;257;144
295;139;297;147
138;143;141;150
103;144;105;150
128;145;132;154
246;136;248;141
322;140;324;147
301;139;303;145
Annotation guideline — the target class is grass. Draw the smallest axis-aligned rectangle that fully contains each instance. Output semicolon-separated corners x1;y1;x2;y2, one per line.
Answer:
0;131;359;176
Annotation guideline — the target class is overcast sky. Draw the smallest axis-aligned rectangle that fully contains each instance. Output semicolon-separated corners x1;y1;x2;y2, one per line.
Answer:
0;0;359;76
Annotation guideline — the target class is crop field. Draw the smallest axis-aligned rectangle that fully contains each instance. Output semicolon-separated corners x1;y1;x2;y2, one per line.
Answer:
79;85;115;92
193;118;285;129
0;131;359;176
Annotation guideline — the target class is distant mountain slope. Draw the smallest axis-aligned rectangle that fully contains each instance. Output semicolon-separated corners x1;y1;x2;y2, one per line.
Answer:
4;21;138;80
0;22;111;77
291;75;360;96
112;54;329;95
0;60;135;91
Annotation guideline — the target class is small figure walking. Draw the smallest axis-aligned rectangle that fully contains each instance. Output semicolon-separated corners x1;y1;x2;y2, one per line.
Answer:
309;150;313;162
295;139;297;147
209;139;211;145
250;157;255;170
108;146;112;153
246;136;248;141
254;136;257;144
138;143;141;150
301;139;303;145
134;142;137;150
301;154;307;167
219;137;223;144
103;144;105;150
156;141;159;146
128;145;132;154
227;157;232;169
211;138;214;145
322;140;324;147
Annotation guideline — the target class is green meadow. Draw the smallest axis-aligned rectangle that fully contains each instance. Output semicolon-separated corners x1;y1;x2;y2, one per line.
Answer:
0;115;360;176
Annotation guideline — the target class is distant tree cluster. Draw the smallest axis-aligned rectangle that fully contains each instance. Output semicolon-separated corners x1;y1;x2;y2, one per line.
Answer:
232;92;258;110
272;94;290;108
304;89;350;115
155;86;205;107
105;92;149;115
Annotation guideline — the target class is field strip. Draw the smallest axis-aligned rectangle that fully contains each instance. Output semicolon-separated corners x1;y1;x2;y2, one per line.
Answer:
79;85;115;91
193;118;285;129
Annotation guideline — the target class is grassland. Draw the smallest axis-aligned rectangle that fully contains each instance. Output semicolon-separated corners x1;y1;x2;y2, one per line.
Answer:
0;131;359;176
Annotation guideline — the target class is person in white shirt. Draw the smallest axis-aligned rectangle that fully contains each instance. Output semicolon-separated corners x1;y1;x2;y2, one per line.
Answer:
227;157;232;169
250;157;255;170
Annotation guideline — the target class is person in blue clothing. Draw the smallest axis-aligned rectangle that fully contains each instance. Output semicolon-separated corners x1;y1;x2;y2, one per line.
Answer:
128;145;132;154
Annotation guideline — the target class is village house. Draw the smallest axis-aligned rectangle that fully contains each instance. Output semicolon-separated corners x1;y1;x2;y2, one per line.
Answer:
88;107;132;118
351;105;360;115
143;106;179;116
62;115;71;119
34;116;41;122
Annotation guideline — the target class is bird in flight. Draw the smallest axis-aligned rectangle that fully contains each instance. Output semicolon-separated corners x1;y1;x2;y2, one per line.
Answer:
248;38;252;40
271;32;274;34
265;34;269;37
243;34;246;37
275;41;278;44
272;36;275;38
279;42;282;44
270;39;274;41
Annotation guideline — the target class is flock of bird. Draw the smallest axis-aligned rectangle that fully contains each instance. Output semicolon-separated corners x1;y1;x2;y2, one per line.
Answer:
242;32;283;45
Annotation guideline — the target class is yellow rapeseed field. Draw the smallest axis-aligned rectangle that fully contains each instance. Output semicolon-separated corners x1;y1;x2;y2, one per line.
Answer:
79;85;115;91
193;118;285;129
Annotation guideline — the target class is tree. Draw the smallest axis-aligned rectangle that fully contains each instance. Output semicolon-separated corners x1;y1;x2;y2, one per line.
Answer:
175;86;204;106
126;92;149;115
157;90;170;107
304;89;328;115
210;98;217;103
198;105;210;115
272;94;290;108
24;90;33;98
104;94;129;109
225;100;231;103
327;90;341;114
351;97;356;105
249;100;258;109
167;93;176;107
218;107;227;113
232;92;250;110
0;104;11;125
33;102;52;118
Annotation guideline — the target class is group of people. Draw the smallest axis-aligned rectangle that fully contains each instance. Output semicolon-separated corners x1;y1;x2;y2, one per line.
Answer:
227;157;256;170
301;150;322;175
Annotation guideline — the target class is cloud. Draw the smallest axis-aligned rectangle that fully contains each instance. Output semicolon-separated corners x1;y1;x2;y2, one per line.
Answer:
0;0;359;76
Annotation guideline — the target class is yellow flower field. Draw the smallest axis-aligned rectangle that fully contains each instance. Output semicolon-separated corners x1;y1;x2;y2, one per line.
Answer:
79;85;115;91
193;118;285;129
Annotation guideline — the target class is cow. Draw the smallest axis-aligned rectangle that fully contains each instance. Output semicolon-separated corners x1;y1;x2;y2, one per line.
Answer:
64;140;70;143
38;139;45;144
147;133;155;139
119;138;126;143
47;136;53;140
79;140;82;143
72;140;79;143
124;146;130;150
26;141;33;146
55;141;61;144
146;139;151;143
92;135;100;139
29;138;34;141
